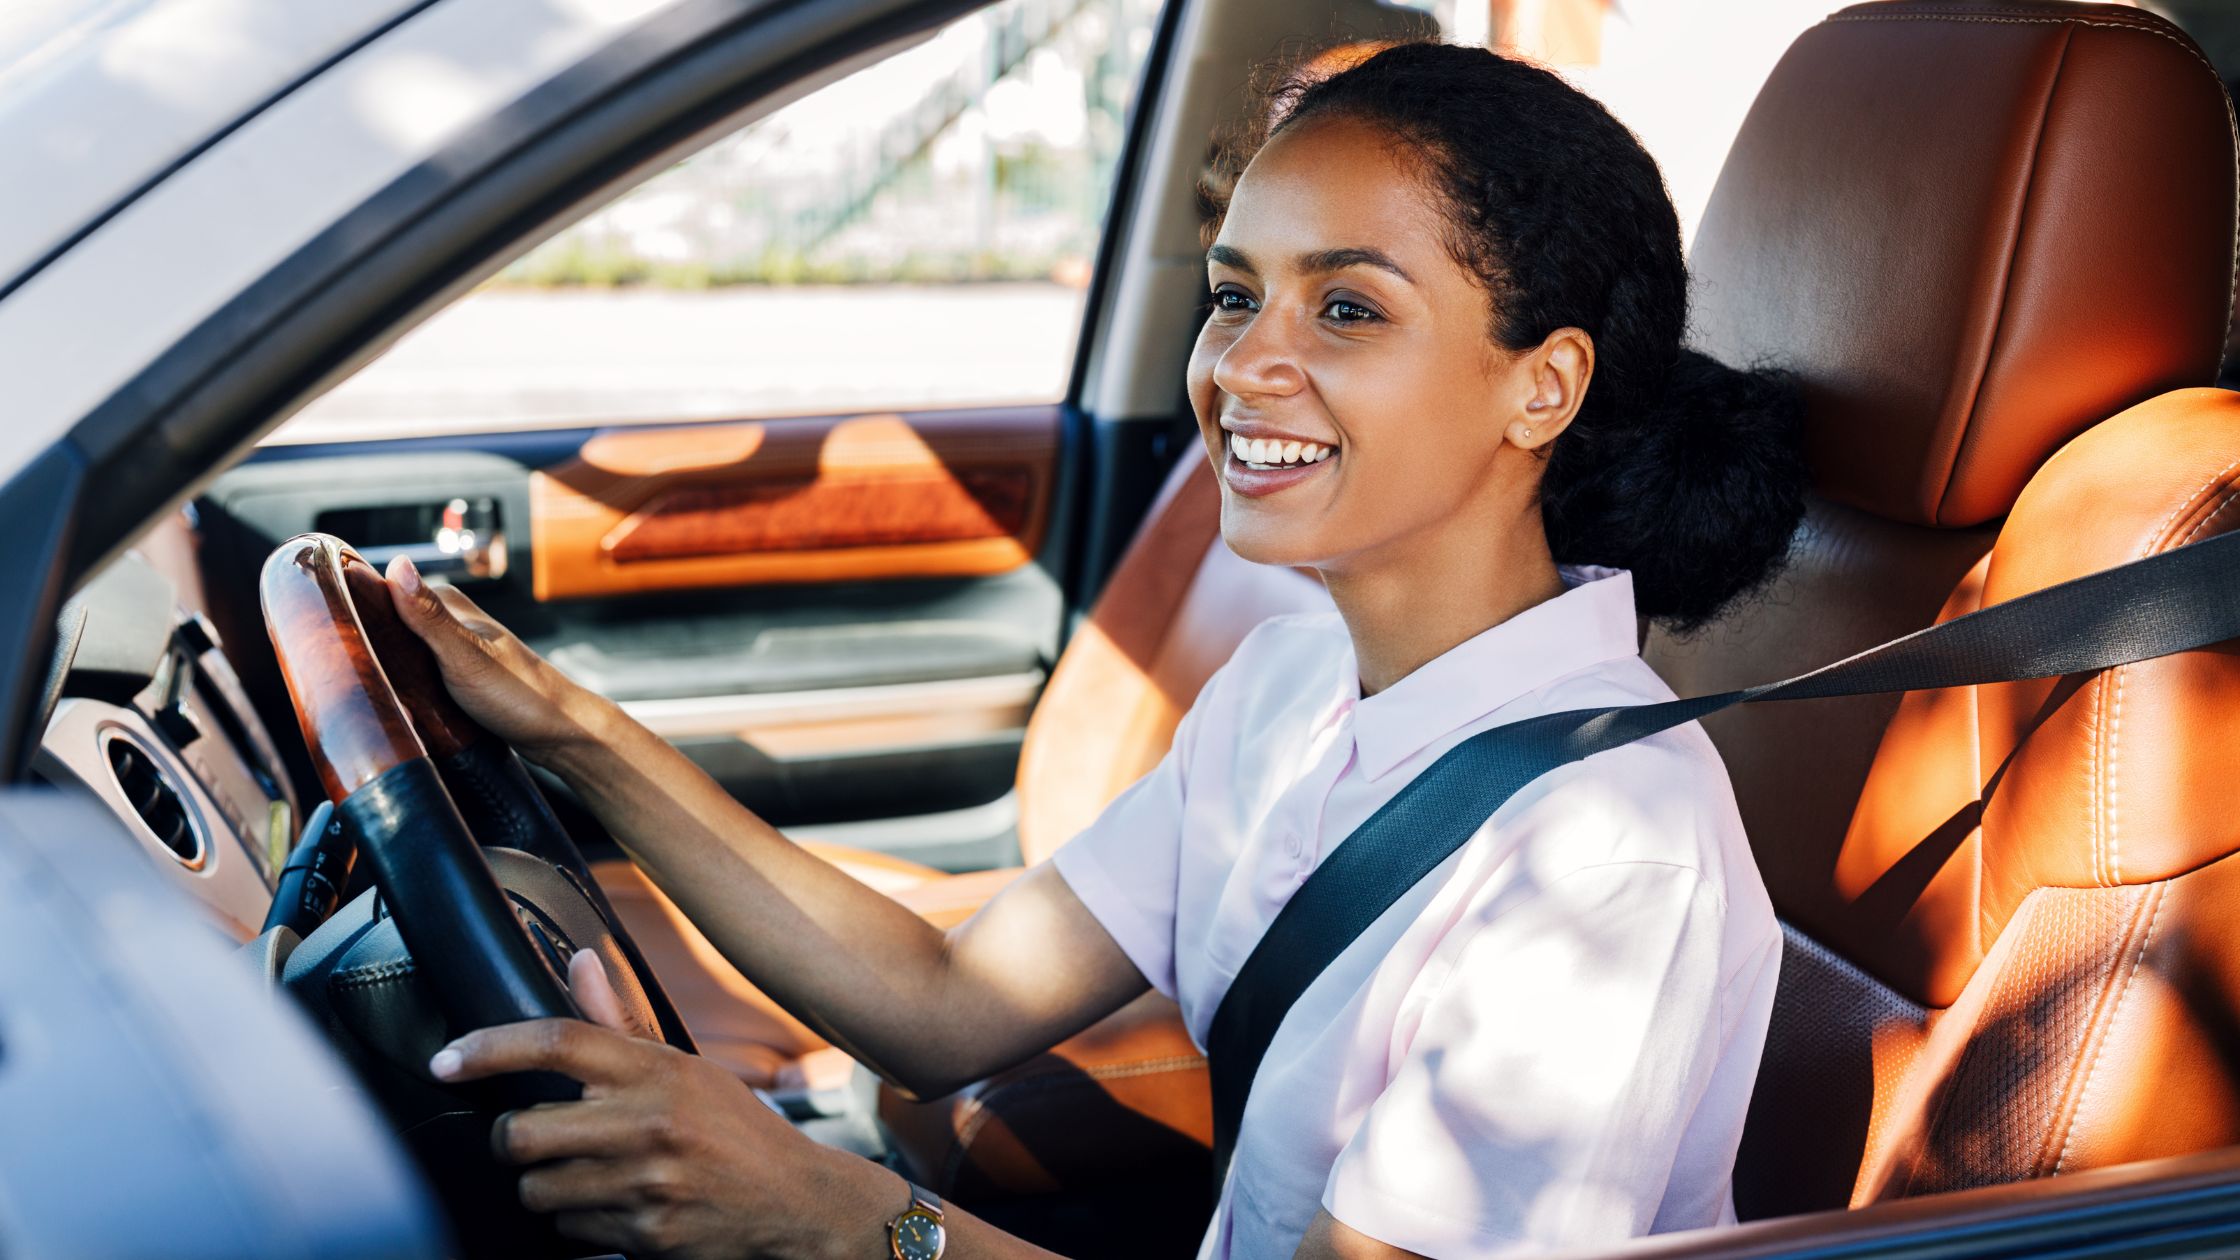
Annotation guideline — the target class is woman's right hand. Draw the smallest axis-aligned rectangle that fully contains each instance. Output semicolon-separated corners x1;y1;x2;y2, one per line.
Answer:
384;554;611;763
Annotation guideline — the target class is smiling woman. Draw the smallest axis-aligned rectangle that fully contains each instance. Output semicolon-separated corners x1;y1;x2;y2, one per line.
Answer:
1019;38;1811;1259
373;33;1812;1260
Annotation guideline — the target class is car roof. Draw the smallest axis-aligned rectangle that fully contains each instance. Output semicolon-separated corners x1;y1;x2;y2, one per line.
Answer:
0;0;440;295
0;0;708;488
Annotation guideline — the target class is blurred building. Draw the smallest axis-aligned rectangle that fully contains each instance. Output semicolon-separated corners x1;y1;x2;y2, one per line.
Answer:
503;0;1160;290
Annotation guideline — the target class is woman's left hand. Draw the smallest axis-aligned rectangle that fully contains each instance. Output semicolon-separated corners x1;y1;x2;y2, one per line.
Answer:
430;950;893;1260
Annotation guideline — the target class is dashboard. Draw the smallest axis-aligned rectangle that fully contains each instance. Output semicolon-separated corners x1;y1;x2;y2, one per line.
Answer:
29;510;298;940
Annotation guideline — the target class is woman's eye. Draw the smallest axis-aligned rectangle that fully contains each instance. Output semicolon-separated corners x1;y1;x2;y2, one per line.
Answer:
1210;288;1256;314
1326;298;1380;323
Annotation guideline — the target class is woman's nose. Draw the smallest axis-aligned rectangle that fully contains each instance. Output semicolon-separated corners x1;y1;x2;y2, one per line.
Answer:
1212;304;1306;399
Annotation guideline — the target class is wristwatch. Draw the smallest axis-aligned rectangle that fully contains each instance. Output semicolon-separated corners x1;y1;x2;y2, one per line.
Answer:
886;1178;946;1260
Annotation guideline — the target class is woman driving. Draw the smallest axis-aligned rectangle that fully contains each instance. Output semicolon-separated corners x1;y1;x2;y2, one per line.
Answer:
398;38;1805;1260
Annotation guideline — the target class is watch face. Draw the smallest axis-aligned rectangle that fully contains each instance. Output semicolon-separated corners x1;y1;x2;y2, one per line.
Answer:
894;1208;945;1260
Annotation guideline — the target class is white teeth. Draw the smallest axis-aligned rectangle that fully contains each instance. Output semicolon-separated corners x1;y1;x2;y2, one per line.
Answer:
1225;433;1339;467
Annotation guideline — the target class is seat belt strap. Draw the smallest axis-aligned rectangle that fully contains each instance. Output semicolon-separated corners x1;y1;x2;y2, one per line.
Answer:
1205;524;2240;1190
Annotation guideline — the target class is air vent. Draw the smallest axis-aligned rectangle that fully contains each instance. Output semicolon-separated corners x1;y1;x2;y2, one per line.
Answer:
107;738;202;867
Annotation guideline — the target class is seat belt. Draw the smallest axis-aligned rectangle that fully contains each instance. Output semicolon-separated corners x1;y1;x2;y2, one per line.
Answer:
1205;524;2240;1190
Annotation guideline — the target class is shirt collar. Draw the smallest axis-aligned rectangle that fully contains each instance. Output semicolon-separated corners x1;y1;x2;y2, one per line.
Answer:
1342;564;1642;782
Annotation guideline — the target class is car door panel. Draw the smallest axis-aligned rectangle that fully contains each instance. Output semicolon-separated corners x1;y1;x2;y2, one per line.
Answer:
530;406;1058;598
198;403;1072;870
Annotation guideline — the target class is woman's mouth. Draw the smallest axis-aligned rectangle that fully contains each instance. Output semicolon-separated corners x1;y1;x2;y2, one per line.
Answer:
1222;431;1339;497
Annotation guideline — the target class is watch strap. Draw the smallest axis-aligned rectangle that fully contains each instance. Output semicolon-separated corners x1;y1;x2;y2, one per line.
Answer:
907;1180;943;1216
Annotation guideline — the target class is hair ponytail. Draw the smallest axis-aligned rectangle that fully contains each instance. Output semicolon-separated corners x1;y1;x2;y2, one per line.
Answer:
1201;40;1807;632
1540;350;1804;632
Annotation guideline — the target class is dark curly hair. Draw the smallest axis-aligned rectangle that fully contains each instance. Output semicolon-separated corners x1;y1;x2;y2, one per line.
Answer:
1197;39;1805;633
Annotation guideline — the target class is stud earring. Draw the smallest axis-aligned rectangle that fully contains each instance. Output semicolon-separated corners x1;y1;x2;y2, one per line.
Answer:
1522;426;1534;439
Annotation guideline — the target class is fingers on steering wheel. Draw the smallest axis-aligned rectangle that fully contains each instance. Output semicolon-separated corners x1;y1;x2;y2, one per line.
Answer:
387;557;499;666
385;554;459;639
549;1208;642;1252
433;1017;652;1088
568;948;661;1041
495;1100;653;1166
517;1158;635;1213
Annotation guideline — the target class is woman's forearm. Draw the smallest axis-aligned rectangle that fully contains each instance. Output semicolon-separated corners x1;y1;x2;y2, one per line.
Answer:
375;563;1141;1095
538;694;1141;1096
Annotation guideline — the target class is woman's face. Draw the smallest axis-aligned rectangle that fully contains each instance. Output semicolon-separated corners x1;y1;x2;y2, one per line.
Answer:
1188;114;1559;573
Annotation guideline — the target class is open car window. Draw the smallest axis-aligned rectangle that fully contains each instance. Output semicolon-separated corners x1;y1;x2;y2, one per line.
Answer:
268;0;1163;445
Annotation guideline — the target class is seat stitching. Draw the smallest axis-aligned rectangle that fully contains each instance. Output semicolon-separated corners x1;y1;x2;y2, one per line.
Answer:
2091;460;2240;884
1834;7;2185;28
2105;664;2123;886
331;959;416;990
2088;668;2107;886
1082;1053;1208;1082
2096;469;2240;885
987;1054;1208;1089
2052;882;2167;1175
2173;488;2240;545
1824;12;2239;339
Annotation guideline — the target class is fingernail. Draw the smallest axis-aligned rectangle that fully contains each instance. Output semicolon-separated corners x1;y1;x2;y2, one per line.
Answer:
429;1046;463;1079
395;554;422;592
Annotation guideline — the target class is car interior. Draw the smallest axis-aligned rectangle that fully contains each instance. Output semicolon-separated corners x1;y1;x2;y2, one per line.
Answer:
28;0;2240;1255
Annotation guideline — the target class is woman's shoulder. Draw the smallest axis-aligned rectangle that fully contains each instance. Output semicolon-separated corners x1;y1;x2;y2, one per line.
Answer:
1504;656;1767;917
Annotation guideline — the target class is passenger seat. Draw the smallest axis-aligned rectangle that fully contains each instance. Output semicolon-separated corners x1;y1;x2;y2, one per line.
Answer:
1642;0;2239;1219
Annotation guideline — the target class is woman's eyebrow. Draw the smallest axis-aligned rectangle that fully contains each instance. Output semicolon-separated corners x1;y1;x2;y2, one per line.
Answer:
1204;244;1414;285
1207;244;1255;274
1299;246;1415;285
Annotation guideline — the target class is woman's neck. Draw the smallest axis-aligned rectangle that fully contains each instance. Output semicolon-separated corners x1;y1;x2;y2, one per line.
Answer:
1321;506;1567;698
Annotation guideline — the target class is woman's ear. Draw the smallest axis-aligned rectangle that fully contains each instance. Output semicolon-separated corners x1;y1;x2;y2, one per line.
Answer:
1505;327;1594;451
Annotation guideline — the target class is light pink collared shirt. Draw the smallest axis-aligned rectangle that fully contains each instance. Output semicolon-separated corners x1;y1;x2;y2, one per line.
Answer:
1049;564;1780;1258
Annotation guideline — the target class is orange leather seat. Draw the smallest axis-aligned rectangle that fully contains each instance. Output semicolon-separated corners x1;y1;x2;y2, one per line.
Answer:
1643;0;2240;1218
592;448;1328;1179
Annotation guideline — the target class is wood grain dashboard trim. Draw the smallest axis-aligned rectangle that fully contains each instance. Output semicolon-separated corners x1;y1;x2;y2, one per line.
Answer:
530;407;1059;600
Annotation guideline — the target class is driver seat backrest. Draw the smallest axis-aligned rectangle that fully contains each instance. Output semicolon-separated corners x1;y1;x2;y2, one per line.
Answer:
1644;0;2239;1218
1014;452;1328;866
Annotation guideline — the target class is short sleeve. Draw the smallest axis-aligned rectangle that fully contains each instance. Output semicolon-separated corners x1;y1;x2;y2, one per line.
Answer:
1323;861;1735;1256
1046;678;1218;1001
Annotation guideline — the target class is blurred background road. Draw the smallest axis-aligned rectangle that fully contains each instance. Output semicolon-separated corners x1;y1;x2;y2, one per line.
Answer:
281;284;1083;442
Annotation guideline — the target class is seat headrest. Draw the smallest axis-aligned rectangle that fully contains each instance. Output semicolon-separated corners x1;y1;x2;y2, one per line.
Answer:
1689;0;2237;528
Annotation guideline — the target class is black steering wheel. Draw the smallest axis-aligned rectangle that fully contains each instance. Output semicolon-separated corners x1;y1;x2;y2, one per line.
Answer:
259;532;691;1053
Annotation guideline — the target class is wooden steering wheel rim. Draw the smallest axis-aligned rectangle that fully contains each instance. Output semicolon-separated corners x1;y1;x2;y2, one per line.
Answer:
259;533;429;802
261;532;494;795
